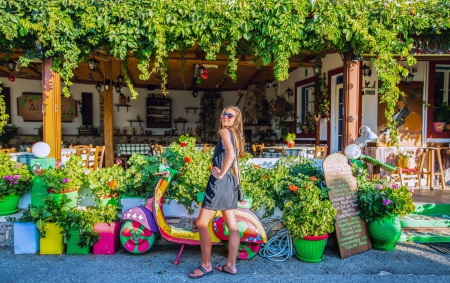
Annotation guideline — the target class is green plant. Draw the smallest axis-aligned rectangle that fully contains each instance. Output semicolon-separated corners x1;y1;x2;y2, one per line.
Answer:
39;155;88;193
57;207;100;248
122;154;161;199
282;174;337;238
89;204;121;224
354;165;415;222
163;138;213;213
433;101;450;122
29;195;70;238
88;164;126;198
285;133;296;142
6;206;34;223
0;152;33;201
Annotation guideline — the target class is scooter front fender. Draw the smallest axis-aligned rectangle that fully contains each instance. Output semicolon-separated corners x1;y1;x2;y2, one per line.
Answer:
122;206;158;233
212;208;267;244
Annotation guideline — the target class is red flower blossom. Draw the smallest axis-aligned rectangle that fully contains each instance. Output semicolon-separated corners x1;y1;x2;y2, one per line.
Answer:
289;184;299;192
184;156;192;163
310;176;317;181
253;165;261;168
264;174;269;179
209;165;213;170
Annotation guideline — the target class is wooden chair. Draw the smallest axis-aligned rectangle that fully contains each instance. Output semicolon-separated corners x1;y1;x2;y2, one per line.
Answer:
75;147;92;167
152;144;165;156
202;143;215;153
70;144;93;149
1;148;16;154
251;143;264;158
397;167;420;187
314;145;328;159
89;146;105;171
261;147;285;158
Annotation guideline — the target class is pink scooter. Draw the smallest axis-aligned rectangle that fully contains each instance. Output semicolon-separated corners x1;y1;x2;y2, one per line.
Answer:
120;165;267;263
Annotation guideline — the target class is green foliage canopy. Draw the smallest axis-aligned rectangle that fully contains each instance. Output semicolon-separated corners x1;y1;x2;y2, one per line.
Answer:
0;0;448;140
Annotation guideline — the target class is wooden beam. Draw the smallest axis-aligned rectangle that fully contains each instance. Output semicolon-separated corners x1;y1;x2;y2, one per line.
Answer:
342;50;361;148
42;57;61;159
243;69;264;88
103;60;114;167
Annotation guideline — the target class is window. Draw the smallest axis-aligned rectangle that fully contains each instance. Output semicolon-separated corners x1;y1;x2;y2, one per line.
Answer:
296;83;316;134
435;66;450;104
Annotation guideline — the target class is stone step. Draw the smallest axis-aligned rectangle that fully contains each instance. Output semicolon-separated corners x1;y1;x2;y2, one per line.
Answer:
399;228;450;243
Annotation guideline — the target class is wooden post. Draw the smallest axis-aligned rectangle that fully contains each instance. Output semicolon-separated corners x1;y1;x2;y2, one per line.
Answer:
42;57;61;159
103;60;114;167
342;50;361;148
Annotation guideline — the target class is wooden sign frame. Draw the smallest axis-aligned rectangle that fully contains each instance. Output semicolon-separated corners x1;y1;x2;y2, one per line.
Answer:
323;153;372;259
17;93;77;122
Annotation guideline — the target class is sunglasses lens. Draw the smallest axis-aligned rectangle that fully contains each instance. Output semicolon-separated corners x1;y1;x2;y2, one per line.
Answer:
223;112;234;119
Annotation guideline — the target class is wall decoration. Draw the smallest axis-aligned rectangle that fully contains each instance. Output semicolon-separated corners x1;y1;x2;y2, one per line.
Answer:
17;93;77;122
377;82;423;147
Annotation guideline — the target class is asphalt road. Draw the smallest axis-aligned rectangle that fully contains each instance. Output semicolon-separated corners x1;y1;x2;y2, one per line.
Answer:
1;242;449;283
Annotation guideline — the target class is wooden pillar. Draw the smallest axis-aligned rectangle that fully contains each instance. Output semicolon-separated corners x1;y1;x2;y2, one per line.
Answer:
42;57;61;159
103;60;114;167
342;51;361;148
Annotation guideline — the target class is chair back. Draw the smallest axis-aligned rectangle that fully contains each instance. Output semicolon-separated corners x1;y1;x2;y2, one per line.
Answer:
75;147;92;167
251;143;264;157
89;146;105;171
203;143;215;153
261;147;285;158
0;148;16;154
314;146;328;159
152;144;165;156
70;144;93;149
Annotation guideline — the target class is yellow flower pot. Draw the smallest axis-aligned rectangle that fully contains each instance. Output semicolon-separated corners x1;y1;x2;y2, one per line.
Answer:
40;223;64;254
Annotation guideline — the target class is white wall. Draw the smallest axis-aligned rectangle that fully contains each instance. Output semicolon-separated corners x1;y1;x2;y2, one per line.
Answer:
1;78;243;135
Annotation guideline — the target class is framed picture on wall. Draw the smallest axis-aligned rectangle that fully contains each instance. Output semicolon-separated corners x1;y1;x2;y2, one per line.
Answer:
17;93;77;122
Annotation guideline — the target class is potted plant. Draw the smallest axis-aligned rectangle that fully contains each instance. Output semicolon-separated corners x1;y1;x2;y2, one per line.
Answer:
92;204;121;255
397;150;416;169
121;154;161;212
39;155;88;208
433;101;450;132
0;152;33;215
281;173;336;263
6;208;39;254
57;207;100;255
88;164;125;207
285;133;296;148
29;195;70;254
355;166;415;251
178;134;191;147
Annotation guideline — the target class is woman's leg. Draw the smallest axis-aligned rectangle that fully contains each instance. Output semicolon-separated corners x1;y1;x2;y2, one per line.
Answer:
217;209;239;274
189;207;217;278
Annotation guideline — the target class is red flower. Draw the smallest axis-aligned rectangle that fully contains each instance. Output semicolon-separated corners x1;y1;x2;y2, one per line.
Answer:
264;174;269;179
37;169;44;177
181;142;186;147
289;184;299;192
184;156;192;163
253;165;261;168
310;176;317;181
209;165;213;170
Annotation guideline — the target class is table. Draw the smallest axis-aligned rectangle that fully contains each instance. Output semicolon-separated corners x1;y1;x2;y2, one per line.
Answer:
115;143;152;156
261;146;316;158
8;152;36;166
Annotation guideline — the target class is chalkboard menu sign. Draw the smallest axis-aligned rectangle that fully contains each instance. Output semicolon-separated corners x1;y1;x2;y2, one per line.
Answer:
323;153;372;258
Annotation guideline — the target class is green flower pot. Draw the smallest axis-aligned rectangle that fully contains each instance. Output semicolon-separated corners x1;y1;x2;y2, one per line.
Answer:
67;229;90;255
48;189;79;209
368;216;401;251
293;234;328;263
0;194;20;216
98;195;119;207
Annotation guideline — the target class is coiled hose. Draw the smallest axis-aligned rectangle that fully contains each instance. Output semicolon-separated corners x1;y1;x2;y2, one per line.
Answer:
258;217;295;262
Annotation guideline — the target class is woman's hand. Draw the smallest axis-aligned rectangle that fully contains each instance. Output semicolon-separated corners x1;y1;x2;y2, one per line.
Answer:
212;166;222;180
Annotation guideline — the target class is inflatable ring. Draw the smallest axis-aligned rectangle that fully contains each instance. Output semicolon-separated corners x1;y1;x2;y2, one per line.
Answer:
226;241;261;260
120;220;155;254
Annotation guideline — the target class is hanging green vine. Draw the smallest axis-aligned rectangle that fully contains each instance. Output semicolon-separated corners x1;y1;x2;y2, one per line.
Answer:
0;0;448;143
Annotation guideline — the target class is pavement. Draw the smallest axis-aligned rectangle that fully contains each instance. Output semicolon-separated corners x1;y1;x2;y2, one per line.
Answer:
1;241;449;283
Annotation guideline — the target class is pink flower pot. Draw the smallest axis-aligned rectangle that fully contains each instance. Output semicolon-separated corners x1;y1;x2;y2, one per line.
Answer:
93;221;120;255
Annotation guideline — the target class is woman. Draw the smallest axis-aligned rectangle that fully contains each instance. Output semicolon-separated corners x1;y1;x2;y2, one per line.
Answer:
189;105;246;279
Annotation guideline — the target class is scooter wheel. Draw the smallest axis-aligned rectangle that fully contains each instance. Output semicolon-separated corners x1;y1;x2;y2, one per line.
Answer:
120;220;155;254
226;242;261;260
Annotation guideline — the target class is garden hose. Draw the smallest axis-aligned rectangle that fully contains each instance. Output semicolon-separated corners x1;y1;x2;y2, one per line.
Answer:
258;217;295;262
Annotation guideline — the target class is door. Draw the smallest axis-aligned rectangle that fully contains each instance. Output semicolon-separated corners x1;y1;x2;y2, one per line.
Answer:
334;83;344;152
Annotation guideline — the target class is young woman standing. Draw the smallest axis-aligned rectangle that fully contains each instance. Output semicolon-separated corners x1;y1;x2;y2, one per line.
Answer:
188;105;246;279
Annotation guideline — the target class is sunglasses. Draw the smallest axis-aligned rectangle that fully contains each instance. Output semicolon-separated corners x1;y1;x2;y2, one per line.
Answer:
223;111;235;119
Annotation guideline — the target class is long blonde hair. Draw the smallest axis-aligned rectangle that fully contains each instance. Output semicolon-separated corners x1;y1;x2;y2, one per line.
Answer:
219;105;245;157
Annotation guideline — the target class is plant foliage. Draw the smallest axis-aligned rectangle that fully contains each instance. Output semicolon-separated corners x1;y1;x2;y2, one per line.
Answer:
0;152;33;201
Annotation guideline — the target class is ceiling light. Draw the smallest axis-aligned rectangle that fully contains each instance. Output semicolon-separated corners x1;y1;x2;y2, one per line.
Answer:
87;54;100;71
95;82;102;93
6;59;16;72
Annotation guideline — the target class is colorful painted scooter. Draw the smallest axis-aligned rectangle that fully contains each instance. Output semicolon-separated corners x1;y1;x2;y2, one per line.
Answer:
120;164;267;263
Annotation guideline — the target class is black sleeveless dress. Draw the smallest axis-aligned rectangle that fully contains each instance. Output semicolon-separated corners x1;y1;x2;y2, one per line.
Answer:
202;129;239;211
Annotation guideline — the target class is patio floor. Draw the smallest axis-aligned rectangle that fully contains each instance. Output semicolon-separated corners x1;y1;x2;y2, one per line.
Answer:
412;187;450;204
